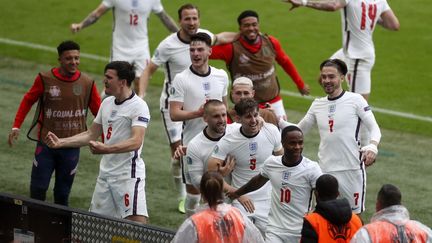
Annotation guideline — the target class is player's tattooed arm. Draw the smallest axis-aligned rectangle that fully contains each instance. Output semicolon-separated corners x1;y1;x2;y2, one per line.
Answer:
284;0;346;12
156;10;179;33
71;3;108;33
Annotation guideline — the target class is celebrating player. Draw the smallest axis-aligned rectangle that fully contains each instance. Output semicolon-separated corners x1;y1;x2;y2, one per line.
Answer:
8;40;101;206
70;0;178;94
285;0;399;101
211;10;310;120
296;59;381;215
228;125;322;242
138;4;236;213
46;61;150;223
228;77;279;127
169;32;229;216
208;98;283;235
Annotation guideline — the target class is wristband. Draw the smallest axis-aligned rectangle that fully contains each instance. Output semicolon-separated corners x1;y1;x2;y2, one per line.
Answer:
361;144;378;155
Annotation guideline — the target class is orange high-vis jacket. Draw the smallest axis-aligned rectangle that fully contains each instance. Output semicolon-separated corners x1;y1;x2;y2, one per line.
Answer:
191;207;245;243
305;212;362;242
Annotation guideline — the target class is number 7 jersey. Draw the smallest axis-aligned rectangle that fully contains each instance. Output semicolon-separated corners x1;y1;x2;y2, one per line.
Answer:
342;0;391;59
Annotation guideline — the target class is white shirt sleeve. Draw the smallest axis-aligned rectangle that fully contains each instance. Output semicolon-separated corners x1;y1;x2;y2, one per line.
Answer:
151;43;167;66
297;102;317;135
131;100;150;128
169;75;185;103
186;143;205;188
270;125;283;152
309;163;323;188
151;0;164;14
101;0;114;8
355;97;381;144
211;138;230;161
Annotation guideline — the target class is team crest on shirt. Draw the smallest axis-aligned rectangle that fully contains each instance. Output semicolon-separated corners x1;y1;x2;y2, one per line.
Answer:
329;104;336;113
169;87;176;95
282;171;291;181
49;86;61;97
249;142;258;153
110;110;118;118
72;83;82;95
203;82;210;92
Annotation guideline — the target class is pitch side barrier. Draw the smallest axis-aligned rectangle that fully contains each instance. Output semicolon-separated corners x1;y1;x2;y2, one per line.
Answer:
0;192;176;242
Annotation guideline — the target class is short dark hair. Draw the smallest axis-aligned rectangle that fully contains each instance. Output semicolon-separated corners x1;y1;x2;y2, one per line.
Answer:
200;171;224;209
377;184;402;208
281;125;302;143
204;99;225;115
178;3;199;20
104;61;135;86
57;40;80;56
316;174;339;201
320;59;348;75
190;32;212;47
237;10;259;25
234;98;258;117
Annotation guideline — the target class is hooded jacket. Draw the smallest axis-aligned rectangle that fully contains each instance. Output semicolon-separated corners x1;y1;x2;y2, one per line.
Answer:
300;198;362;243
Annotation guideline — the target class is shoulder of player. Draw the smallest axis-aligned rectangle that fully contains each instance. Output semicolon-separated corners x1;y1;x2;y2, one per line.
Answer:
300;156;320;168
197;28;212;35
209;66;228;76
172;68;190;81
188;131;207;147
100;96;116;107
262;122;279;132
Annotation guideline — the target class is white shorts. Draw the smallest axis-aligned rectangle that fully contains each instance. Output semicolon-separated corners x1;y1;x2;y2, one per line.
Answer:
111;49;150;77
327;169;366;214
265;229;300;243
90;176;148;218
160;108;183;144
232;198;270;236
331;49;375;95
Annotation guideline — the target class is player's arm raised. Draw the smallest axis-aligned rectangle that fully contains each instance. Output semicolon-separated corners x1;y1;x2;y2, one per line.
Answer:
138;61;159;98
45;122;103;149
70;3;109;33
378;9;400;31
156;10;179;33
89;126;145;154
285;0;346;12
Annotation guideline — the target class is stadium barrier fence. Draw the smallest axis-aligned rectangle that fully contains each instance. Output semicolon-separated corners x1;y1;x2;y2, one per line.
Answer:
0;192;176;242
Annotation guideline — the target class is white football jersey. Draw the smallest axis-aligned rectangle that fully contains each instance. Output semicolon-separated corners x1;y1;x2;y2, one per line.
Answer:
102;0;163;60
261;155;322;235
94;93;150;178
169;66;229;146
341;0;391;59
185;124;240;188
151;29;215;110
298;91;378;172
211;123;282;201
